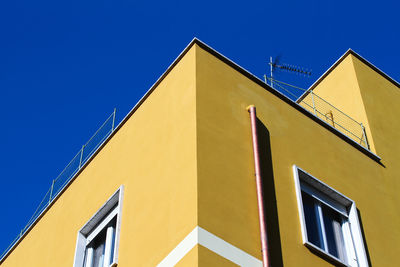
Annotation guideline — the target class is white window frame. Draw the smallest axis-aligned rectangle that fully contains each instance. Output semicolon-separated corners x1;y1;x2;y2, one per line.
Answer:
73;186;124;267
293;166;369;267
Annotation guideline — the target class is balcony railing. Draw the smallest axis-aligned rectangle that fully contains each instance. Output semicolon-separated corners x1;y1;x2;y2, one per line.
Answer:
299;90;369;150
265;77;369;150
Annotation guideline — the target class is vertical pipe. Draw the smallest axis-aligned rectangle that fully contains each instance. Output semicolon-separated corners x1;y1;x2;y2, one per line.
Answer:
247;105;270;267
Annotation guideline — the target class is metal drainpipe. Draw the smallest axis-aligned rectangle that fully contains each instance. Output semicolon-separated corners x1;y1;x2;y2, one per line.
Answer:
247;105;270;267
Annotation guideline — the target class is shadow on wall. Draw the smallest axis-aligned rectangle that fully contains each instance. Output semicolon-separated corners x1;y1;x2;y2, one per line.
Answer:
256;118;284;267
255;118;373;267
357;209;373;266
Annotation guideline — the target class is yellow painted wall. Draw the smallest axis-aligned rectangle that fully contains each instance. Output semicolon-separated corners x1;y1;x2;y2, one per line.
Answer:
351;56;400;162
198;245;238;266
175;245;198;267
195;44;398;266
300;55;376;152
350;57;400;261
1;45;198;267
297;53;400;264
2;41;400;267
174;244;239;266
298;54;400;263
196;46;263;262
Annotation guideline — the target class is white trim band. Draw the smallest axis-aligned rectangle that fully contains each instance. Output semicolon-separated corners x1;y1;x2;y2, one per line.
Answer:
157;226;262;267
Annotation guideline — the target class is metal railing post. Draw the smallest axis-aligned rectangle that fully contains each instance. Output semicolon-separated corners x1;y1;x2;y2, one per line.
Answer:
311;90;317;116
112;108;116;131
49;180;55;204
79;145;85;169
360;123;369;150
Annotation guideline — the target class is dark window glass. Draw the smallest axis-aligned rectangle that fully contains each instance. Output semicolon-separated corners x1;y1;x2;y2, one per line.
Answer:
322;204;346;261
84;217;117;267
91;229;106;267
301;192;323;249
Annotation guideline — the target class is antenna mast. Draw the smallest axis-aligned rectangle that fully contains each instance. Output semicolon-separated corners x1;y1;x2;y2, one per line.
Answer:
265;57;312;97
267;57;311;88
269;56;274;88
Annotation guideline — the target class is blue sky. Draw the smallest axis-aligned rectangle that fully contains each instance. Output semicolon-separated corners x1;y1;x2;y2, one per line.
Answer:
0;0;398;256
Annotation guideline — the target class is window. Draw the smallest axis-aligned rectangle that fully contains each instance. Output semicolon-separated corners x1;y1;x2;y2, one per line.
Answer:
293;166;369;267
73;186;124;267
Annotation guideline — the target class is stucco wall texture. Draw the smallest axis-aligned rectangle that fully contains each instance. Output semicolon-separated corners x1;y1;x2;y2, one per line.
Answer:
1;41;398;266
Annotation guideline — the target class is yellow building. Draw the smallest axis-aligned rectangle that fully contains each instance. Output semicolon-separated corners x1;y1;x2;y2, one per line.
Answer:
1;39;399;267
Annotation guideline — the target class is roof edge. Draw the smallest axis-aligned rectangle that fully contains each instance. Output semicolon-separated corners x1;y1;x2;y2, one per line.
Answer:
296;49;400;103
0;37;201;265
190;40;380;162
0;37;383;264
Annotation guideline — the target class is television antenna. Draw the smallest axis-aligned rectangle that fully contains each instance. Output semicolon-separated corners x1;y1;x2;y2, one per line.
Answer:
266;56;312;89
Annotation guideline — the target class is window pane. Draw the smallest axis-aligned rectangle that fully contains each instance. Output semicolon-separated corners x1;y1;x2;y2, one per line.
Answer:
301;192;323;249
83;247;93;267
106;218;117;265
91;229;107;267
109;218;117;264
322;204;347;261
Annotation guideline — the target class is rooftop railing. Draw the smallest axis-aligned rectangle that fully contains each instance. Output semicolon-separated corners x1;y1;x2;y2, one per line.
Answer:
0;109;116;261
265;77;369;150
299;91;369;150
